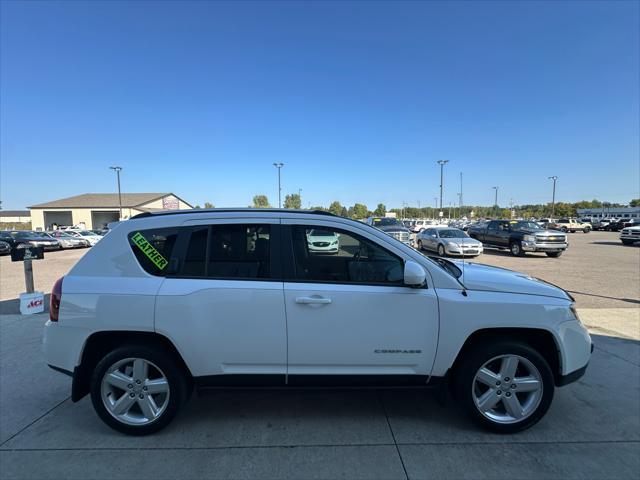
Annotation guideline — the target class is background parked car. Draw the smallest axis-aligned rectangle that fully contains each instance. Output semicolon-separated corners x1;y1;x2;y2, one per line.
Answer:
605;219;627;232
46;230;89;248
620;226;640;245
548;218;591;233
416;227;483;257
0;231;61;250
66;229;103;246
0;240;11;255
593;219;612;230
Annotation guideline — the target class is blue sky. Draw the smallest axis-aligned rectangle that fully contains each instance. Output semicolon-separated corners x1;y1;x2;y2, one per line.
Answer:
1;0;638;210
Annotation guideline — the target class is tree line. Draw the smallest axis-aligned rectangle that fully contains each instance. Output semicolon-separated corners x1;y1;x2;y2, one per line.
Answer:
192;196;639;220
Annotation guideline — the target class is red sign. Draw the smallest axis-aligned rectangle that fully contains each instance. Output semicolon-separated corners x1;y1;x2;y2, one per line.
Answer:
162;196;179;210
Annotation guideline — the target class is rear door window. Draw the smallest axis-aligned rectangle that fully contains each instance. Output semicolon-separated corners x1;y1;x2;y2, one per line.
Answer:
128;228;179;276
177;224;272;280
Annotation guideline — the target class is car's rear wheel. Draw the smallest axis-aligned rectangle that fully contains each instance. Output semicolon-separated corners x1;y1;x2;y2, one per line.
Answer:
454;341;554;433
546;251;562;257
90;345;188;435
583;228;590;233
438;244;446;256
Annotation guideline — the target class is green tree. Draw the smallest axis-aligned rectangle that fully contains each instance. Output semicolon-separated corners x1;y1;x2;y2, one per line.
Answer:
351;203;368;219
630;199;640;207
252;195;271;208
340;206;349;217
373;203;387;216
328;201;343;216
194;205;201;209
203;202;214;209
283;193;302;209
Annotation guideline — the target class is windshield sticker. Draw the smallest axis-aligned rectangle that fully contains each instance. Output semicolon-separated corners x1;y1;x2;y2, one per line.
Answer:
131;232;168;270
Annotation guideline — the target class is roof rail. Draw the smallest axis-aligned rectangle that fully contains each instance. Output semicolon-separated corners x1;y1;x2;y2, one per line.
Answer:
130;208;338;220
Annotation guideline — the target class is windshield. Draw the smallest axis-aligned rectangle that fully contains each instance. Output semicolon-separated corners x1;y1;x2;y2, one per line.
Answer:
14;232;42;239
373;218;400;227
77;230;94;236
511;221;543;230
438;229;467;239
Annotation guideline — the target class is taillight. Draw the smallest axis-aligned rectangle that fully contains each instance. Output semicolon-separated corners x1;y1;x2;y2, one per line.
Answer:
50;276;64;322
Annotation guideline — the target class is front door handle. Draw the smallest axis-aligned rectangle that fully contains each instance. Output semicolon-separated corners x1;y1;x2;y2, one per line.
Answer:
295;296;332;305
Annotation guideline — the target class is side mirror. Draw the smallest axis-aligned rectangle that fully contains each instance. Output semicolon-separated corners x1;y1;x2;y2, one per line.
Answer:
404;260;426;288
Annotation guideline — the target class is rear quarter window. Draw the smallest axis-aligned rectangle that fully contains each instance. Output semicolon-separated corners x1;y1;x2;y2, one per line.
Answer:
128;228;178;276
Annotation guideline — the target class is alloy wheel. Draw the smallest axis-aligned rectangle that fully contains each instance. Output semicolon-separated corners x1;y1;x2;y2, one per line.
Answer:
472;354;543;424
100;357;170;426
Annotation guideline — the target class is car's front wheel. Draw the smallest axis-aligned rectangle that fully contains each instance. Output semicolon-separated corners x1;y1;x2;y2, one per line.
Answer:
90;345;188;435
546;251;562;258
438;244;446;256
509;241;524;256
583;228;590;233
454;341;554;433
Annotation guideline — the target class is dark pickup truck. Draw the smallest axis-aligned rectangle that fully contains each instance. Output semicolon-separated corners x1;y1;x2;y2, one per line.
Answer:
467;220;568;257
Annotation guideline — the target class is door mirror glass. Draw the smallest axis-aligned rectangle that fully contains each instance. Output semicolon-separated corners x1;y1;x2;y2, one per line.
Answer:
404;260;426;287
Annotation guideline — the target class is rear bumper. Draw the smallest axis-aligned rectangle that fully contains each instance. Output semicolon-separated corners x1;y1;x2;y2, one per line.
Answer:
557;362;588;386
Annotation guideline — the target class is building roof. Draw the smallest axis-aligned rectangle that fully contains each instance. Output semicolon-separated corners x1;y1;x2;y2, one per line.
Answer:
29;193;179;209
577;206;640;213
0;210;30;217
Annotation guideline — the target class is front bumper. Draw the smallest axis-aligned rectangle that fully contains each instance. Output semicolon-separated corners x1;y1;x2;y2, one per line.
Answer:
620;234;640;241
308;246;339;253
522;241;568;252
445;245;483;256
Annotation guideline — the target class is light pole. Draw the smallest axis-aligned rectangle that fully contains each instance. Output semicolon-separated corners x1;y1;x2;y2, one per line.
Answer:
437;160;449;212
548;176;558;217
492;186;499;217
273;163;284;208
298;188;302;208
109;166;123;220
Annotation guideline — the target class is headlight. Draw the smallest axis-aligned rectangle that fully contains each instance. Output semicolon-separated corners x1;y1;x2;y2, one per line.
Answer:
523;235;535;242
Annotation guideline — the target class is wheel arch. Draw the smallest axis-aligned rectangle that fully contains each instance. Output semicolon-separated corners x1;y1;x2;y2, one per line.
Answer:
72;331;192;402
448;327;562;386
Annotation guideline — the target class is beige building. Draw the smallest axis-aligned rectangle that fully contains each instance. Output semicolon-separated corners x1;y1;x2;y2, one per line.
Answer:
30;193;193;231
0;210;31;223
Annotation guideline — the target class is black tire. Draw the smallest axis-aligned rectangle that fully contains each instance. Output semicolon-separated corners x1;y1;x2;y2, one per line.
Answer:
561;227;568;233
417;240;423;250
583;228;590;233
90;345;188;435
546;251;562;257
453;341;555;434
438;244;446;256
621;239;634;246
509;241;524;257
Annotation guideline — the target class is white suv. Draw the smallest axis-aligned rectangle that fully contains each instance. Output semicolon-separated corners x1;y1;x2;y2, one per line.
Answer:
44;209;592;435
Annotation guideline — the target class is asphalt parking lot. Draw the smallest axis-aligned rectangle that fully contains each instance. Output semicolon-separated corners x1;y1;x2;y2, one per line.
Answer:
0;231;638;479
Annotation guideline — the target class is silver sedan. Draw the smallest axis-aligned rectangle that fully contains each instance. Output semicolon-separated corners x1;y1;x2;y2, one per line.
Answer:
416;227;483;257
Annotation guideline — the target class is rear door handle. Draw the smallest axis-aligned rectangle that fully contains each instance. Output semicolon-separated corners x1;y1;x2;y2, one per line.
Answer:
295;296;332;305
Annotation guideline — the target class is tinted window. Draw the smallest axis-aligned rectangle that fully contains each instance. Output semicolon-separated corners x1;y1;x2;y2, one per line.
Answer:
208;224;271;279
487;221;498;230
439;229;466;238
291;226;403;285
181;227;208;277
128;228;179;276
